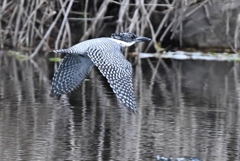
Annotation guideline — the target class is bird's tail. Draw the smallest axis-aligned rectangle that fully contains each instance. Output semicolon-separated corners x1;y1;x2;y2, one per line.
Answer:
52;49;70;54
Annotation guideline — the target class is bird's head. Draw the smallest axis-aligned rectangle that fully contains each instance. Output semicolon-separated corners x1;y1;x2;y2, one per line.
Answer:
111;32;151;47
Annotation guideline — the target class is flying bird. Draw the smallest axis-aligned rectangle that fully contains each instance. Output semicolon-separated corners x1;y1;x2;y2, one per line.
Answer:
50;32;151;112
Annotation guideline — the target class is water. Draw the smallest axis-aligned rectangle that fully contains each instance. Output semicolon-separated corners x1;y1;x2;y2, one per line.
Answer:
0;51;240;161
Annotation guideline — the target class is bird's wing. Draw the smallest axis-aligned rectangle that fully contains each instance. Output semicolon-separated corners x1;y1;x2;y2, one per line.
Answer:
50;54;94;97
87;46;137;112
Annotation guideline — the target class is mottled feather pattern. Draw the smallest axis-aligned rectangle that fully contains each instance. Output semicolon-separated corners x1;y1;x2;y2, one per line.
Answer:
50;54;94;97
111;77;137;110
86;39;137;111
51;38;138;112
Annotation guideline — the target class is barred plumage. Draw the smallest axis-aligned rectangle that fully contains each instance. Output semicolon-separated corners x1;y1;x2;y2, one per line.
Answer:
50;54;94;97
86;40;137;111
50;32;151;112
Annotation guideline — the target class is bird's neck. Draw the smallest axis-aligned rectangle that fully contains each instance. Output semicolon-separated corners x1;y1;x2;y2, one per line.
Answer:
110;38;135;47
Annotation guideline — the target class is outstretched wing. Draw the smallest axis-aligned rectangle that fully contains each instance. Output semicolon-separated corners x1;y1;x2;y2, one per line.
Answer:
50;54;94;97
87;45;137;112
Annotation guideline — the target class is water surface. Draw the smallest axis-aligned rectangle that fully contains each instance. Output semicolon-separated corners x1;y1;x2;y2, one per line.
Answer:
0;51;239;161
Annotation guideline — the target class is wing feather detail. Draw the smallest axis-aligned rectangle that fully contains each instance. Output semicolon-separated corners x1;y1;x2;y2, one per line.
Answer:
87;44;137;112
50;54;94;97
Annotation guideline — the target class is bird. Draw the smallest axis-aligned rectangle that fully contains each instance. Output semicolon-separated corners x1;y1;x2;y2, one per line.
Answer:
50;32;151;112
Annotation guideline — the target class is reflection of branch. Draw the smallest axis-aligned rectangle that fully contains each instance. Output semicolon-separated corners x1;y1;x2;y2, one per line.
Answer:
146;58;173;106
29;59;49;82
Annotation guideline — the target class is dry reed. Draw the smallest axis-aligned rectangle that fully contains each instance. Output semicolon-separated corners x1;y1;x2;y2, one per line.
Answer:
0;0;234;57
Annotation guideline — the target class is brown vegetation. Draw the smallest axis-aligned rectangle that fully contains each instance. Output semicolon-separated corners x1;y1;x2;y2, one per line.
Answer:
0;0;234;57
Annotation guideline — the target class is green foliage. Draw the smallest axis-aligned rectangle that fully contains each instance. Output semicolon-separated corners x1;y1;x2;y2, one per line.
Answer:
49;57;63;62
7;50;29;61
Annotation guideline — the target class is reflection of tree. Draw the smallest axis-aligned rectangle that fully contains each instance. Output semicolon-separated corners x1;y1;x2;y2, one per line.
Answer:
0;53;240;160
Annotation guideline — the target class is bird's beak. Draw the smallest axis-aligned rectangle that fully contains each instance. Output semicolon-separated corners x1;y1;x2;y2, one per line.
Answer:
135;36;151;42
